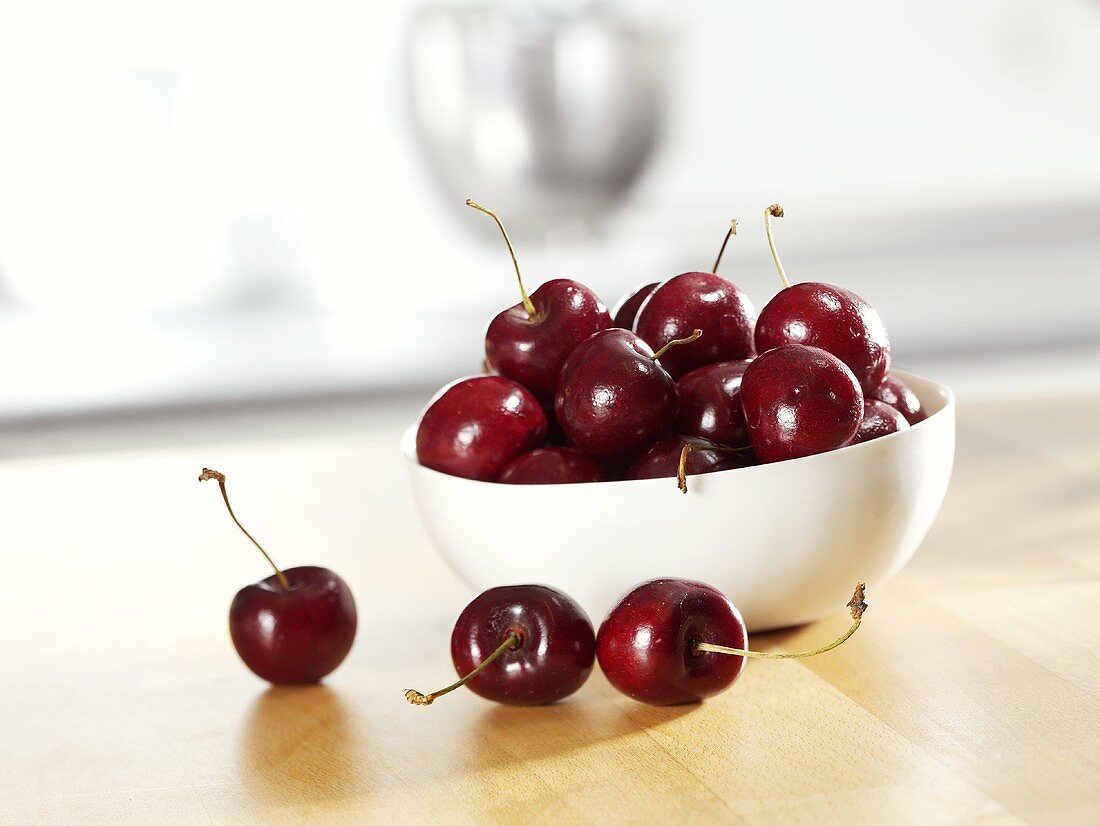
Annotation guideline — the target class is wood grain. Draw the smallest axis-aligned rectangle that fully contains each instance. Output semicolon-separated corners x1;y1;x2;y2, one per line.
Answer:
1;395;1098;824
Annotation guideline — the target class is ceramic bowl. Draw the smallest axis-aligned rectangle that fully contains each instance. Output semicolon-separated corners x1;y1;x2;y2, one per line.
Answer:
403;369;954;630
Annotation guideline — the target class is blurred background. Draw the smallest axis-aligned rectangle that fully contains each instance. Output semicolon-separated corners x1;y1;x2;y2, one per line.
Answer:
1;0;1098;454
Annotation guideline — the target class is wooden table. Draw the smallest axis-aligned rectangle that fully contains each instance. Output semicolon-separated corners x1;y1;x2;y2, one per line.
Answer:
2;394;1098;824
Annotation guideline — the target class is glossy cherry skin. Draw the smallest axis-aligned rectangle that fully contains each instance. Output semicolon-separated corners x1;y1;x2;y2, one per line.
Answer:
485;278;612;402
229;566;357;685
740;345;864;463
676;359;753;448
417;376;547;481
851;399;909;444
870;374;926;425
628;435;752;481
611;281;658;329
555;328;679;458
498;447;605;484
597;578;746;706
635;272;756;379
451;585;596;705
755;282;890;394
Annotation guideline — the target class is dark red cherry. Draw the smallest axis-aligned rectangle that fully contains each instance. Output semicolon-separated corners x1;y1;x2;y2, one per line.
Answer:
554;328;683;459
740;345;863;463
200;469;357;686
597;578;747;706
635;272;756;379
850;400;909;444
611;282;658;329
676;359;753;448
407;585;596;707
754;205;890;393
870;374;926;425
628;435;751;482
498;447;604;484
470;200;611;401
230;566;357;685
417;376;547;481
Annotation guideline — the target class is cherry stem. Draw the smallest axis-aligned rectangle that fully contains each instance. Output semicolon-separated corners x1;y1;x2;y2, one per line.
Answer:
466;198;536;318
764;204;791;289
652;328;702;362
198;468;290;592
405;632;520;707
694;583;867;659
710;218;738;274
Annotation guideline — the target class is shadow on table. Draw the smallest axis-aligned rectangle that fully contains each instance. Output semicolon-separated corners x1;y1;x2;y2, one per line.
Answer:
239;684;367;805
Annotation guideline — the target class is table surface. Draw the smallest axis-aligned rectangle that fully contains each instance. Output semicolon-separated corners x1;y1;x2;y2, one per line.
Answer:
2;394;1099;825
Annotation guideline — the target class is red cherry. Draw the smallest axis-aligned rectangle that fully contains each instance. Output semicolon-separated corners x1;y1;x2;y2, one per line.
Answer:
199;470;357;685
470;200;611;400
597;579;869;706
870;374;926;425
635;272;756;379
610;281;658;329
498;447;605;484
851;400;909;444
417;376;547;481
596;578;747;705
740;345;863;463
676;359;753;449
554;328;695;459
633;220;755;379
406;585;596;707
754;205;891;393
628;435;753;493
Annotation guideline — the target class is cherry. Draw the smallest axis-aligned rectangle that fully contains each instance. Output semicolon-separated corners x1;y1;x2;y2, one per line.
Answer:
676;359;753;449
740;345;864;463
870;374;927;425
417;376;547;481
628;435;753;493
754;205;891;393
471;200;612;401
634;220;756;379
498;446;605;484
554;327;700;458
597;579;867;706
610;282;658;329
199;469;357;685
851;400;909;444
406;585;596;706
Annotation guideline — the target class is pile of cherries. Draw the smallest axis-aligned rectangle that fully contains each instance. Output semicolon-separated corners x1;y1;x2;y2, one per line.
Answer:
417;202;926;489
407;579;867;708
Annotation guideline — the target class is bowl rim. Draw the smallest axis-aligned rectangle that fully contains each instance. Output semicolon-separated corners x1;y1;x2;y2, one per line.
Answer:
402;367;955;489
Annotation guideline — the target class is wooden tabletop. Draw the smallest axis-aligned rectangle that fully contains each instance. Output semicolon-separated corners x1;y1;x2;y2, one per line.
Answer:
2;393;1099;824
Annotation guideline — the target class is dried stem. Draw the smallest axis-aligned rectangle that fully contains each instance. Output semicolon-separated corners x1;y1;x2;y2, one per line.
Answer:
711;218;738;274
198;468;290;591
764;204;791;289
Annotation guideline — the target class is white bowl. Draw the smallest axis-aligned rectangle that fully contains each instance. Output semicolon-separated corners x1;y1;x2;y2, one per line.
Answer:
403;369;955;630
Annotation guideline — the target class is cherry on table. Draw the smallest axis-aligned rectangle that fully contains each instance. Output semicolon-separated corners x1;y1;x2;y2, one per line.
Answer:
199;469;357;685
470;200;611;401
676;359;753;449
498;446;605;485
628;435;753;493
554;328;699;458
754;205;891;393
634;220;756;379
610;281;658;330
417;375;547;481
870;374;926;425
851;399;910;444
597;579;868;706
406;585;596;706
740;344;864;463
